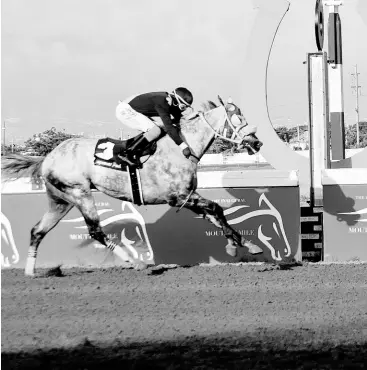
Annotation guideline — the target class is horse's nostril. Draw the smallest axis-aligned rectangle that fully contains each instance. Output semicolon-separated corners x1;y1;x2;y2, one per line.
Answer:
254;142;262;151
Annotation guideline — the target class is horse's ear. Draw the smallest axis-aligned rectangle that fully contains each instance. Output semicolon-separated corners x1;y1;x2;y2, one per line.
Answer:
207;100;217;109
217;95;225;106
187;111;200;120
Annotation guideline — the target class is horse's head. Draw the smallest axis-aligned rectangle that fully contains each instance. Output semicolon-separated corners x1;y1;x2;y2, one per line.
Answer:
184;96;263;158
217;95;263;156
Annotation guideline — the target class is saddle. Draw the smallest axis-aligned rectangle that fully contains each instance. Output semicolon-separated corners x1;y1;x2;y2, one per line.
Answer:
93;133;157;171
93;134;158;206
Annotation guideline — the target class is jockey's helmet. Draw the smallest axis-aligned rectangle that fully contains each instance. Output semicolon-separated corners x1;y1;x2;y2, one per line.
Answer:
171;87;193;111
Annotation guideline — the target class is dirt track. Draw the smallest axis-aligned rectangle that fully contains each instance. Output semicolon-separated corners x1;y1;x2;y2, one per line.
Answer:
2;263;367;369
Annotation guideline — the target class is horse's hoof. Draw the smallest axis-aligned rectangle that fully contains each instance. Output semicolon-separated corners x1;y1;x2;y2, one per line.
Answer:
225;243;237;257
244;241;263;255
241;236;263;254
134;261;148;271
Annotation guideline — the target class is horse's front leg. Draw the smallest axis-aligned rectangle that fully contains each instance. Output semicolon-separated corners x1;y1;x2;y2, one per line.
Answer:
178;192;263;257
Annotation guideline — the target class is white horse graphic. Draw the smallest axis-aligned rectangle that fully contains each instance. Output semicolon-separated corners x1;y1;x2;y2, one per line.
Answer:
61;201;154;263
198;193;292;261
1;212;20;267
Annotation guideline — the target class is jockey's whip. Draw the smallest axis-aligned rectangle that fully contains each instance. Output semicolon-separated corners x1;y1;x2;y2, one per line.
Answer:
176;189;195;213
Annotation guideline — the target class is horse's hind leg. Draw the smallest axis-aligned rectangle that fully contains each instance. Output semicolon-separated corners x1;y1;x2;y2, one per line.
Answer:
179;192;263;257
26;192;73;276
75;192;147;270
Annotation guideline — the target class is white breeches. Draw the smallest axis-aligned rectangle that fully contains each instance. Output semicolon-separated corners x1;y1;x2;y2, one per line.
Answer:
116;96;164;133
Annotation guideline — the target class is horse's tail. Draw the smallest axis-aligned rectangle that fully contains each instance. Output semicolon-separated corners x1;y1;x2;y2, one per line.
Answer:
1;154;45;182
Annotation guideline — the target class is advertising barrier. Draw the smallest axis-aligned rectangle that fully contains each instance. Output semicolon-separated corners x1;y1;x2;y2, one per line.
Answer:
322;169;367;262
1;170;301;269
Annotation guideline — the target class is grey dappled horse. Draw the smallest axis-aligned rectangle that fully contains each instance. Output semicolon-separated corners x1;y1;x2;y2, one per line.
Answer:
2;97;263;276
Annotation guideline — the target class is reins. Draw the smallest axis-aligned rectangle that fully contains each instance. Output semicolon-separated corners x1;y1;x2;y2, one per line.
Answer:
197;107;257;154
198;107;244;145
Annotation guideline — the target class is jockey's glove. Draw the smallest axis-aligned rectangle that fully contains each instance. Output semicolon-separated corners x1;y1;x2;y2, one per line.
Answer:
179;143;192;158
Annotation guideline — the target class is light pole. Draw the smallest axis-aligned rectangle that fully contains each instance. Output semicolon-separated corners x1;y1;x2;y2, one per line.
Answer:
2;118;20;155
351;64;361;147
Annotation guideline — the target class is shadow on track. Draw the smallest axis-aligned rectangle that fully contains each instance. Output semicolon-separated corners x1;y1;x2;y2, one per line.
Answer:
2;333;366;370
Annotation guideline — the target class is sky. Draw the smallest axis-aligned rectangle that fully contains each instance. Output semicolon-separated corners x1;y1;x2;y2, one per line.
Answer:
1;0;367;143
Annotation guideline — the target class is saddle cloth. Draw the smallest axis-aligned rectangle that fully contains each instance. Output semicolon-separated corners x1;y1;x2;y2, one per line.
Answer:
93;134;157;170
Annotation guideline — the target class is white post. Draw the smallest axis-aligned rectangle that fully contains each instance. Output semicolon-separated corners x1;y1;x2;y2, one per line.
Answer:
324;0;345;160
308;52;331;207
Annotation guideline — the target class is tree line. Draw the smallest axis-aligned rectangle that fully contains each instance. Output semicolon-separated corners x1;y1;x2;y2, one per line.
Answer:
3;123;367;156
3;127;82;156
207;122;367;154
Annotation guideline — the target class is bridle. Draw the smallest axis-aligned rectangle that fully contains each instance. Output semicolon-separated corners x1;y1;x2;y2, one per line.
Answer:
198;109;245;144
197;105;258;154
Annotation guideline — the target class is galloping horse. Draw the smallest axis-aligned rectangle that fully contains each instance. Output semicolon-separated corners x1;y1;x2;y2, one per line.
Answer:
2;96;264;276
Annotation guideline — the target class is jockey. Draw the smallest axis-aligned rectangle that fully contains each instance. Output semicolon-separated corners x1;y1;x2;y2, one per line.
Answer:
116;87;194;166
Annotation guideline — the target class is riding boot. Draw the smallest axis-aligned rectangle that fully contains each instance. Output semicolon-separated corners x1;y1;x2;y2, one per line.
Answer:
121;135;150;167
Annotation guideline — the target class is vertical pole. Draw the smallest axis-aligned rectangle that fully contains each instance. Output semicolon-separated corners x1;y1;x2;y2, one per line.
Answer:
327;2;345;160
308;52;331;207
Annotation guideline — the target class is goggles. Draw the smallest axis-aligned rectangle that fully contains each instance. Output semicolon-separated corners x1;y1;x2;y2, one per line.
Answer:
172;90;192;111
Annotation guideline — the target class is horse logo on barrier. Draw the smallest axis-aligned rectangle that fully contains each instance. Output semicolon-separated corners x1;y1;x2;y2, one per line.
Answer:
1;212;20;268
198;193;292;261
227;193;292;261
61;201;154;263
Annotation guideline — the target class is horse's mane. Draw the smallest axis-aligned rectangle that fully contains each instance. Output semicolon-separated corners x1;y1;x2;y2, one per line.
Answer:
180;100;220;133
182;100;218;123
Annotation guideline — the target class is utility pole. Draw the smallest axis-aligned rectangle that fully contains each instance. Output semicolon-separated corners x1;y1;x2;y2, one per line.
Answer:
351;64;361;147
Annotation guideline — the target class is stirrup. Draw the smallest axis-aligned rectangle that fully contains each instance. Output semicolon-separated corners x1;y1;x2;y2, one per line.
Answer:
117;154;142;168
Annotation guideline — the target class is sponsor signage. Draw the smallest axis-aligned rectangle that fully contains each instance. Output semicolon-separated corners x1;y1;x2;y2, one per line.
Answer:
1;185;301;269
323;184;367;262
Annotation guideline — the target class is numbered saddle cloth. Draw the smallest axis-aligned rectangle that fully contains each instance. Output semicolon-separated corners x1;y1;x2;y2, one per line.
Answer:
93;134;156;169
